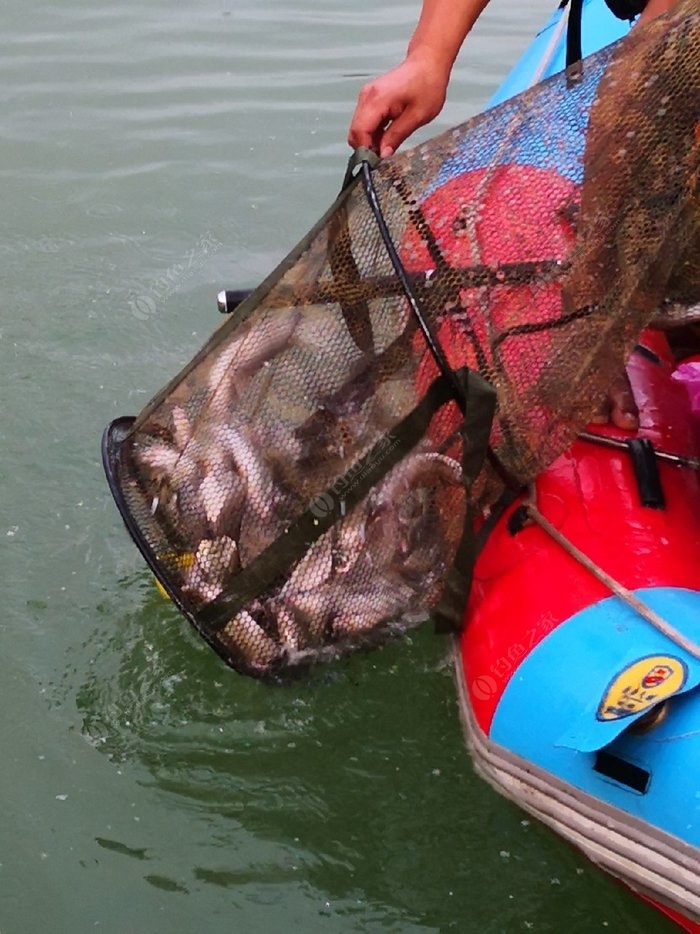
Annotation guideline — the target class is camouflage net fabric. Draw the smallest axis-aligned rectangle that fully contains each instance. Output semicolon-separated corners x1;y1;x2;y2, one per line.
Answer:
564;0;699;372
103;2;698;677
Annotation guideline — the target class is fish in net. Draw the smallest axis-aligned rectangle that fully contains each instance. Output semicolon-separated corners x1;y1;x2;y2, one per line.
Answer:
103;1;699;678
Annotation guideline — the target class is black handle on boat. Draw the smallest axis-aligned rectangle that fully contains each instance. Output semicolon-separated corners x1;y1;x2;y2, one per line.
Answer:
217;259;566;315
578;430;700;471
217;289;251;314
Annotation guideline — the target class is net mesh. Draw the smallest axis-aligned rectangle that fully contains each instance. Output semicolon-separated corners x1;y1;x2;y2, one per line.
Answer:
104;2;699;677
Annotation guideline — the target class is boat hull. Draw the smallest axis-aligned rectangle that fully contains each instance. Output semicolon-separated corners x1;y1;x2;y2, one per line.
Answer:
455;4;700;930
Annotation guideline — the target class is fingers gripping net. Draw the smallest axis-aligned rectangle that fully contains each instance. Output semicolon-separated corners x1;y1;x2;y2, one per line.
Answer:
104;4;698;677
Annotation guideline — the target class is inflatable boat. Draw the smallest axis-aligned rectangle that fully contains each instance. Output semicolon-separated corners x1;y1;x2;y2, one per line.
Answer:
454;3;700;931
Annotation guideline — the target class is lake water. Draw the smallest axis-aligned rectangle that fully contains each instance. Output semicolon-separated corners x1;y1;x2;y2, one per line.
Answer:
0;1;676;931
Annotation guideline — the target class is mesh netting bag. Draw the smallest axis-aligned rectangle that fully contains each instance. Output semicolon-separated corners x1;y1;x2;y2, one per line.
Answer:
564;0;699;341
103;1;698;677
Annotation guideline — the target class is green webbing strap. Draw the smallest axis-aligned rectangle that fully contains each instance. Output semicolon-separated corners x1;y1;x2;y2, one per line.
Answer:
198;367;481;632
433;488;522;634
432;371;499;634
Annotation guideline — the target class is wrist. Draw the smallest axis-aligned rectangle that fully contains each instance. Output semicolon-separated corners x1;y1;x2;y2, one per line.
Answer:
404;42;455;84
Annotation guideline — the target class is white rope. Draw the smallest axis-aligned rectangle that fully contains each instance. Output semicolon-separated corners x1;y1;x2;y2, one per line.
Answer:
524;485;700;660
529;5;571;87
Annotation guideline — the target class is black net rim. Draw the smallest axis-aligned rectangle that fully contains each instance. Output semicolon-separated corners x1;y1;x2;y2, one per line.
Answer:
103;418;426;680
102;416;265;676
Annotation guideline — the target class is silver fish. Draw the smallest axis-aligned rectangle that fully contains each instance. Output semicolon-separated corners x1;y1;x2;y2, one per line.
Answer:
208;421;299;564
219;609;281;671
365;452;462;557
284;559;412;644
182;535;239;604
283;532;334;595
137;441;181;480
373;451;463;503
283;584;333;645
198;465;247;538
136;440;196;525
162;443;210;539
279;513;368;645
171;405;193;449
330;580;413;638
208;424;276;522
207;307;301;401
273;602;301;652
271;450;461;649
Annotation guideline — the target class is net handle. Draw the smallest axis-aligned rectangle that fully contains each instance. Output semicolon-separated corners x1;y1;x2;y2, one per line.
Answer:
342;147;380;191
359;159;470;416
358;158;523;493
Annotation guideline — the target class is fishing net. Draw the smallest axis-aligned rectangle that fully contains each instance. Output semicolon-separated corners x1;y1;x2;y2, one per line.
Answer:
563;0;699;363
103;1;698;678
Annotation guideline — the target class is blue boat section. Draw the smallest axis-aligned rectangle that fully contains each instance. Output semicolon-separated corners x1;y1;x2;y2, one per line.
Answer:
490;587;700;848
489;0;632;106
429;2;632;198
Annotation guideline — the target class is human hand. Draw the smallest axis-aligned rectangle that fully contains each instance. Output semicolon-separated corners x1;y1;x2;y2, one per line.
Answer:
347;51;450;158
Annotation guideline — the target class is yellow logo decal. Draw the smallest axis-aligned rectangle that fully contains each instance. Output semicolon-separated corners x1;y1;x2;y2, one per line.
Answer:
597;654;688;722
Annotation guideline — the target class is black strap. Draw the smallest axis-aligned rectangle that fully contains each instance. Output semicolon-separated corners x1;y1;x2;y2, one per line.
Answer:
566;0;584;69
360;158;523;494
564;0;646;70
629;438;666;510
360;160;470;416
604;0;647;21
433;371;499;634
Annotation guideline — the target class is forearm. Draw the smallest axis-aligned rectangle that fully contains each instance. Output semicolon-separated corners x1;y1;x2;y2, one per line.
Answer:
406;0;492;75
347;0;493;154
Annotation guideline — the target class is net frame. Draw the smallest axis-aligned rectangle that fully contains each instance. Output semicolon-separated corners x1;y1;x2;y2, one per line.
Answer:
103;3;699;677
